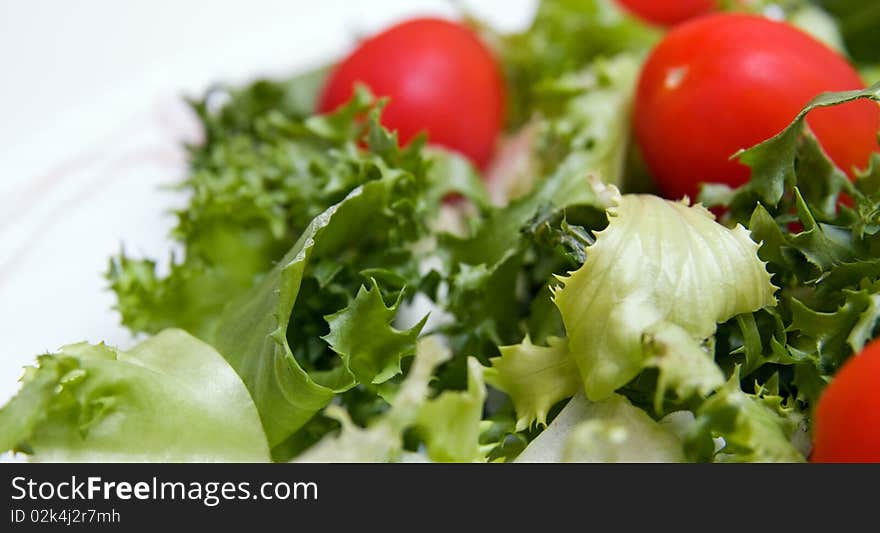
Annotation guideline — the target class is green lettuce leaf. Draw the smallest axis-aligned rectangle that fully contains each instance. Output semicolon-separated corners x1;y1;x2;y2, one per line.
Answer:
487;0;659;127
684;374;805;463
192;65;330;145
0;329;269;462
554;189;777;401
294;336;451;463
642;322;726;413
515;393;685;463
702;83;880;414
485;336;579;431
437;97;626;362
531;54;643;193
415;357;487;463
322;279;427;386
714;83;880;221
108;86;378;339
208;162;428;454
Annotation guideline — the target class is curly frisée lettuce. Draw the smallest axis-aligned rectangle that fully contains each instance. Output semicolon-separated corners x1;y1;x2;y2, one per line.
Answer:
107;84;466;342
484;0;660;128
207;167;434;454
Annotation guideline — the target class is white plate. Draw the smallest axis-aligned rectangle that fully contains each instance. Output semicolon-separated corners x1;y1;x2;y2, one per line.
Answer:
0;0;536;406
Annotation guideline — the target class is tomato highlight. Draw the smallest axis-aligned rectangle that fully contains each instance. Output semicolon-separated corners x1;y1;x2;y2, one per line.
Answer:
633;13;880;202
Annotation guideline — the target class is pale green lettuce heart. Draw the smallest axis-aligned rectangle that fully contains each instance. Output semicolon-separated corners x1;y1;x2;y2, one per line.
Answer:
554;191;777;400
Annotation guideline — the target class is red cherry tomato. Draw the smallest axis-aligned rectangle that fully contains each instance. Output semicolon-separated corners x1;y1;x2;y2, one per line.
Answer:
318;18;506;170
811;338;880;462
633;14;880;201
616;0;717;27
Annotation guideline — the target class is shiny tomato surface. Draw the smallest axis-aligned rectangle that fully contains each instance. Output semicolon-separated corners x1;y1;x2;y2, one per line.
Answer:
633;14;880;201
318;18;506;170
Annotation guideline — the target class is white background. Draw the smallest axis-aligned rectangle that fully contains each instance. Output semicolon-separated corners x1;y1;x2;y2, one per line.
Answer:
0;0;537;404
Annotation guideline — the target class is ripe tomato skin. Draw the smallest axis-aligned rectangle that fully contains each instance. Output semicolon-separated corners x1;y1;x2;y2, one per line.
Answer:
616;0;717;27
633;14;880;202
318;18;505;170
811;338;880;462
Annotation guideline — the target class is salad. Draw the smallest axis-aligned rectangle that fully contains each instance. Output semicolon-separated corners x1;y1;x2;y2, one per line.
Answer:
2;0;880;463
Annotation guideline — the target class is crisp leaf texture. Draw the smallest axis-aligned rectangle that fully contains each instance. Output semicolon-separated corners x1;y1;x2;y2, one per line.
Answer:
642;322;726;413
486;336;579;431
492;0;659;127
108;84;373;339
209;172;424;451
295;336;451;463
108;86;446;347
685;375;805;463
721;83;880;220
554;191;777;400
415;357;487;462
0;330;269;462
323;279;427;385
702;83;880;415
